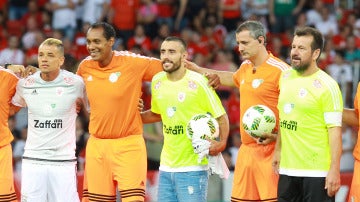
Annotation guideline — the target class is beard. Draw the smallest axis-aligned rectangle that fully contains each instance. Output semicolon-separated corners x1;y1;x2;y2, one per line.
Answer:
162;59;181;73
291;57;311;74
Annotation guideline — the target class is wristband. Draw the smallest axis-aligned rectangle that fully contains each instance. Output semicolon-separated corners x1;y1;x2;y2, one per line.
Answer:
4;63;11;69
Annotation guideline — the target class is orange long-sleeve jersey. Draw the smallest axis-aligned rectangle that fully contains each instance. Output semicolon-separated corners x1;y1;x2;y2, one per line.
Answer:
0;68;19;147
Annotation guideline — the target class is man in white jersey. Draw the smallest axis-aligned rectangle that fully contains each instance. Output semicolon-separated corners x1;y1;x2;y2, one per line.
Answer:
141;36;229;202
12;38;87;202
273;27;342;201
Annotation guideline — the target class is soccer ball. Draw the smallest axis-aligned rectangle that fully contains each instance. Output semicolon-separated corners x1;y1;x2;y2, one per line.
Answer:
242;105;276;138
186;113;219;140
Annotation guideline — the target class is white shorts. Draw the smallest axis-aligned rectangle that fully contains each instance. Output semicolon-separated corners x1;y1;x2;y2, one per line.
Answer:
21;159;80;202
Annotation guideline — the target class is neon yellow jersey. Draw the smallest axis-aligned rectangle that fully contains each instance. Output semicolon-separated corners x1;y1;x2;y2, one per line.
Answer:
151;70;226;171
278;69;343;177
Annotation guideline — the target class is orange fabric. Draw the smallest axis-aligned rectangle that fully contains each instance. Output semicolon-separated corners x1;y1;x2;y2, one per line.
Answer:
110;0;139;30
233;54;290;145
231;143;278;201
77;51;162;139
349;160;359;202
83;135;147;202
0;68;18;147
0;144;17;202
354;84;360;160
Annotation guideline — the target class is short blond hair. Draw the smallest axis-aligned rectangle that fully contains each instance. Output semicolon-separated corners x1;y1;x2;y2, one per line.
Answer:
40;38;64;55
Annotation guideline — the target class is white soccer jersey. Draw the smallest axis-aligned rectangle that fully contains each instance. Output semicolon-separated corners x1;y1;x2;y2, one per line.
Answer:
12;70;86;161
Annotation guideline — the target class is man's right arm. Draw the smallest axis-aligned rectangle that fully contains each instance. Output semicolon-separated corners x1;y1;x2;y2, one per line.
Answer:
141;110;162;124
185;60;236;87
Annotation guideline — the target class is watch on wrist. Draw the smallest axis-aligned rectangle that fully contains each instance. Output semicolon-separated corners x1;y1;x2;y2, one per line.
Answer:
4;63;12;69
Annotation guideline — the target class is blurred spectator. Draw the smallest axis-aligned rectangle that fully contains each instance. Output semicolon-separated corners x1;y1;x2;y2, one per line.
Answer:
24;31;46;66
108;0;140;48
0;11;7;50
242;0;269;29
13;125;27;176
344;35;360;62
75;116;89;171
340;125;355;172
21;16;40;51
144;122;163;170
193;0;221;34
20;0;43;29
306;0;323;27
127;24;153;56
74;22;91;60
156;0;175;31
219;0;241;32
8;115;21;148
332;24;352;51
226;87;240;137
8;0;28;20
326;50;353;107
0;35;25;65
49;0;78;42
269;0;306;34
318;39;336;70
175;0;206;31
151;22;171;52
137;0;159;38
314;6;338;38
81;0;109;25
41;10;54;38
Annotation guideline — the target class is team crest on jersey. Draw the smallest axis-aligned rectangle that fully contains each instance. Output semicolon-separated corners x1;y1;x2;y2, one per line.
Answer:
24;77;35;86
252;79;264;88
284;103;294;114
188;80;197;89
298;88;307;98
178;92;186;102
154;81;161;90
64;77;74;85
56;87;64;96
283;71;291;79
167;107;176;117
109;72;121;83
241;80;244;85
313;79;322;88
87;75;93;81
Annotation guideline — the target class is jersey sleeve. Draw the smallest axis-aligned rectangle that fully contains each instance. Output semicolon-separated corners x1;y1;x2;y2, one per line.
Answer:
320;76;343;127
11;79;27;107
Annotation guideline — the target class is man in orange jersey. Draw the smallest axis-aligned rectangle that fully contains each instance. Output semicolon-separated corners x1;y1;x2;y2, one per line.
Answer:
343;92;360;202
0;64;34;202
187;20;290;201
77;22;219;202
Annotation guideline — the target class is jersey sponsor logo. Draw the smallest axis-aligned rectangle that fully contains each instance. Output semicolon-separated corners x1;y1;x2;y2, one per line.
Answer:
252;79;264;88
109;72;121;83
87;75;93;81
163;124;184;135
280;120;297;131
34;119;63;128
313;79;322;88
178;92;185;102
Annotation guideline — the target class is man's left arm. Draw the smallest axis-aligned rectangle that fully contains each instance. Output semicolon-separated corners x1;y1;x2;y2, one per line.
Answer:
325;126;342;197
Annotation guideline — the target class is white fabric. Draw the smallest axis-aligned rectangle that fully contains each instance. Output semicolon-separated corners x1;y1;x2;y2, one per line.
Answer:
21;159;79;202
51;0;78;29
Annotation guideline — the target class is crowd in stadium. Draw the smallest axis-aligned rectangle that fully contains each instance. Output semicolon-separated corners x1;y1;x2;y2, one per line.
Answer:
2;0;360;201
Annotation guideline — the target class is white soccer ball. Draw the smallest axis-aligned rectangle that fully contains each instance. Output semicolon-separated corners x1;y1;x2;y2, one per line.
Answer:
186;113;219;140
242;105;276;138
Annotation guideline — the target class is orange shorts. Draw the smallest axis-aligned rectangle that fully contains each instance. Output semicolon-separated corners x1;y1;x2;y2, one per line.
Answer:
82;135;147;202
0;144;17;202
231;143;278;202
349;159;359;202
